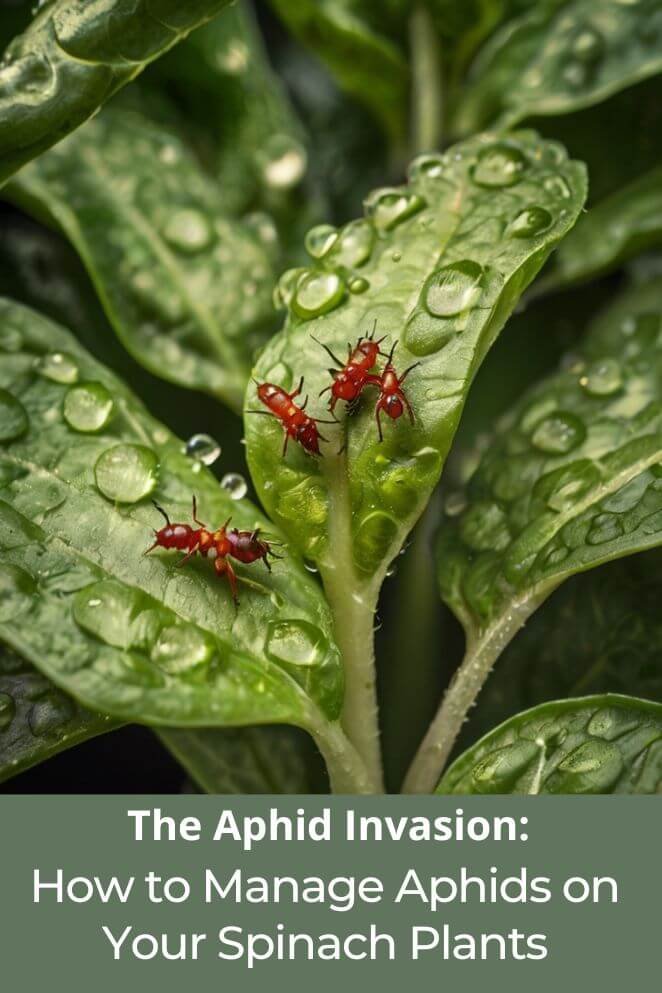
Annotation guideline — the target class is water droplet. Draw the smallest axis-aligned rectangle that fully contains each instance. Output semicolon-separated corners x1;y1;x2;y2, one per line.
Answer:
260;135;307;189
94;444;159;503
424;260;484;317
408;154;445;180
0;692;15;731
535;460;600;512
392;251;402;262
470;741;540;793
305;224;338;260
221;472;247;500
472;144;528;188
63;381;113;433
292;271;345;319
546;740;623;794
586;512;624;545
571;26;604;64
303;558;318;573
0;389;28;442
364;187;426;230
265;619;327;667
217;39;249;74
330;219;375;268
385;561;398;578
579;358;623;396
162;209;214;254
543;175;571;199
28;692;75;737
459;501;511;552
151;625;214;675
508;206;553;238
354;511;398;575
348;276;369;294
275;267;305;308
185;433;221;466
531;412;586;454
35;351;78;384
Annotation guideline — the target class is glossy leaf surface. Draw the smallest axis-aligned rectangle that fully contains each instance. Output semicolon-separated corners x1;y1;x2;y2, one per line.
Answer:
247;132;586;587
438;695;662;794
0;0;232;186
0;299;342;733
0;643;117;784
453;0;662;135
7;108;278;413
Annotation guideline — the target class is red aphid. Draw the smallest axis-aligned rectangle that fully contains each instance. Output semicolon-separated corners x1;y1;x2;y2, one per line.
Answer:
315;322;385;411
363;342;419;441
144;498;280;606
249;377;335;455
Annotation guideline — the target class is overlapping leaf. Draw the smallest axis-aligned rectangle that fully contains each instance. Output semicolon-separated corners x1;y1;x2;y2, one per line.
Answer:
0;643;117;784
438;695;662;794
7;109;278;413
0;0;232;186
247;132;586;592
0;299;342;736
453;0;662;136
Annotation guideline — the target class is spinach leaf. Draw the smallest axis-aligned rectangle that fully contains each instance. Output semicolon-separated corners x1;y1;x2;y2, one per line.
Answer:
0;0;233;187
453;0;662;136
438;695;662;794
157;725;317;793
404;274;662;792
268;0;409;145
0;299;373;792
541;165;662;290
6;108;278;413
0;642;117;784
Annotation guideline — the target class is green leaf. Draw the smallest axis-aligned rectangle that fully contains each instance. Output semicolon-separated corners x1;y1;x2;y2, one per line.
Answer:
437;695;662;794
268;0;409;144
453;0;662;136
0;299;344;746
540;165;662;290
157;725;318;793
6;108;278;413
247;132;586;586
0;642;118;785
0;0;233;187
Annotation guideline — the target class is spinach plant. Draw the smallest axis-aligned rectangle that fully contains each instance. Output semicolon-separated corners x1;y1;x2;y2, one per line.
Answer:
1;0;661;795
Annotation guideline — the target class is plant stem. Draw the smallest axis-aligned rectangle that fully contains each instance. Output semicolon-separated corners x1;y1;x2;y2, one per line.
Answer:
402;598;542;794
310;718;376;794
409;4;443;155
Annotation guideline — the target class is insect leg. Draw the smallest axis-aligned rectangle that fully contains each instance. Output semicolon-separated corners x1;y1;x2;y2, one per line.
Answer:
375;404;384;442
176;543;200;567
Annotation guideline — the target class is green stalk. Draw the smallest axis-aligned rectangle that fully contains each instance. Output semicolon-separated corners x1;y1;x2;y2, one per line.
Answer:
409;4;444;155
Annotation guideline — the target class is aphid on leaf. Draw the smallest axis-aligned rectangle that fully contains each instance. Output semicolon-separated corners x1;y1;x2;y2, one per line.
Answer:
363;342;419;441
315;321;386;412
144;498;280;606
248;377;337;455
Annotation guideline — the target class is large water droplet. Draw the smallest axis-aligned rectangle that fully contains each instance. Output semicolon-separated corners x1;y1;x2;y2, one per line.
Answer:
74;581;145;649
353;511;398;575
546;740;623;794
292;271;345;319
349;276;369;294
305;224;338;260
531;412;586;454
63;381;113;433
0;389;28;442
265;619;327;667
508;206;553;238
408;154;445;181
94;444;159;503
330;219;375;268
185;433;221;466
151;625;214;676
579;358;623;396
364;188;425;230
424;260;484;317
0;692;15;731
162;209;214;254
586;512;624;545
221;472;247;500
35;351;78;384
260;135;307;189
472;144;528;188
535;460;600;512
470;741;540;793
28;692;75;737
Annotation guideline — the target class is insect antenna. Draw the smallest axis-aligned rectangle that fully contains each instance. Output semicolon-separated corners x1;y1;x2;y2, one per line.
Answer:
151;500;170;526
311;335;343;367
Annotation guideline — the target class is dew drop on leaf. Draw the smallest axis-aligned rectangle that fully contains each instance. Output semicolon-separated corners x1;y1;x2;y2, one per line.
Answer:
35;351;78;384
151;625;214;676
424;260;484;317
363;188;426;230
470;740;540;794
472;144;528;188
292;271;345;319
221;472;247;500
348;276;369;294
546;740;623;794
94;444;159;503
63;381;113;433
330;219;375;268
185;433;221;466
162;209;214;254
0;389;28;442
408;153;445;180
28;692;75;737
586;512;625;545
459;501;511;552
304;224;338;259
260;135;307;189
265;619;327;667
508;206;553;238
530;412;586;454
579;358;623;396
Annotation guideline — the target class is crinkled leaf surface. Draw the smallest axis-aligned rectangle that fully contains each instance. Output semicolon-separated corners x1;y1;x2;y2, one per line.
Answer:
438;695;662;794
0;643;118;785
6;108;278;413
268;0;409;144
0;299;342;734
453;0;662;136
438;275;662;660
541;165;662;290
158;724;317;794
247;132;586;590
0;0;232;186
